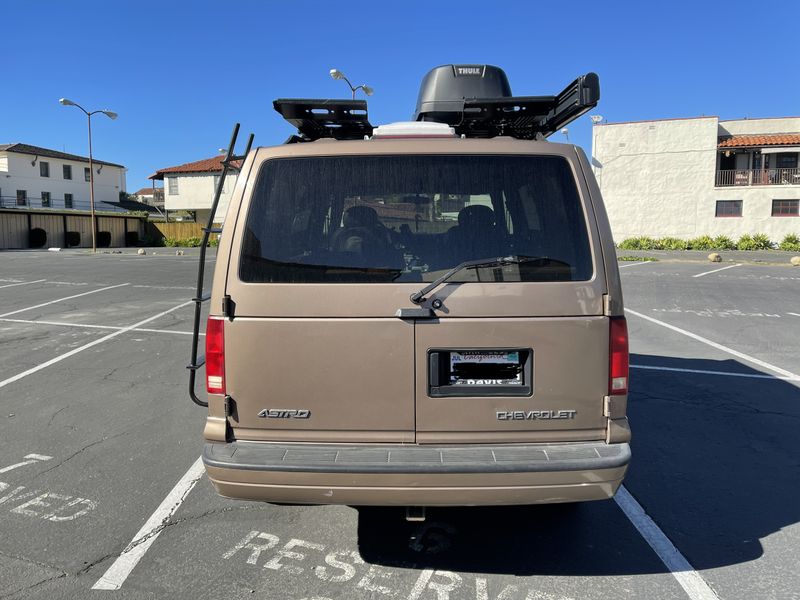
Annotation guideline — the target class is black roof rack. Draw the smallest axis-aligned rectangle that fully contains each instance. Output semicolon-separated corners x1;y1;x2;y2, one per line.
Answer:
273;99;374;142
414;68;600;140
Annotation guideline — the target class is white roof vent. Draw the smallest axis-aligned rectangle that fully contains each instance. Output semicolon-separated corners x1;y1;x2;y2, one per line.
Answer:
371;121;457;139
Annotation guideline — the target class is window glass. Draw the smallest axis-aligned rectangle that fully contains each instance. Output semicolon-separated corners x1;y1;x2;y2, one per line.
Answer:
41;191;50;207
715;200;742;217
16;190;27;206
240;155;592;283
168;177;179;195
40;161;50;177
84;167;91;182
64;193;73;209
63;164;72;180
772;199;799;217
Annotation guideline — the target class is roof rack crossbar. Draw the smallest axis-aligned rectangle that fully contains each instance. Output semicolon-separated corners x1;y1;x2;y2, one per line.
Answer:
273;98;374;142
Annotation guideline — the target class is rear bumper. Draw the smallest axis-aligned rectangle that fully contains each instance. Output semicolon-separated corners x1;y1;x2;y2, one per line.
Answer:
203;441;630;506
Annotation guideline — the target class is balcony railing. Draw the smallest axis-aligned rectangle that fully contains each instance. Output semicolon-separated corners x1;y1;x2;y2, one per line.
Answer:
716;168;800;187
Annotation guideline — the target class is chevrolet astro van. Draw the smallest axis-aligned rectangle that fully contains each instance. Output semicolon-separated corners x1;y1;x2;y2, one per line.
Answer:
188;65;631;516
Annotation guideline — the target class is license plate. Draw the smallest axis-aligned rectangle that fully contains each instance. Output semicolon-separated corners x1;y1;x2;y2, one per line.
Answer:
449;351;523;386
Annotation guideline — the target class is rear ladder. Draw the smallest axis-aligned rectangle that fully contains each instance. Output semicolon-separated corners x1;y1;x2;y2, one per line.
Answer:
187;123;254;407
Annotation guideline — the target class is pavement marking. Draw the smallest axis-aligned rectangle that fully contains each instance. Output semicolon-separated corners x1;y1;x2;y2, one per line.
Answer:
618;261;649;269
692;263;741;278
0;279;47;289
788;312;800;318
0;317;199;337
92;457;205;590
626;308;800;379
0;454;53;474
631;364;800;382
0;300;192;390
0;283;130;318
615;486;720;600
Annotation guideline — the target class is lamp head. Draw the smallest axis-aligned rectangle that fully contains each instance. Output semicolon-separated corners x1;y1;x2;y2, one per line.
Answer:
590;115;604;124
101;110;118;120
362;85;374;96
59;98;76;106
329;68;345;80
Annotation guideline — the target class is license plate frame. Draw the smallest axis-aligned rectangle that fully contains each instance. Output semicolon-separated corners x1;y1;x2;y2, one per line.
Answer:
428;348;533;397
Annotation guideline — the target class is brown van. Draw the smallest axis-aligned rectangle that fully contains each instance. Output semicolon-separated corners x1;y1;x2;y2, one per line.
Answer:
189;65;630;513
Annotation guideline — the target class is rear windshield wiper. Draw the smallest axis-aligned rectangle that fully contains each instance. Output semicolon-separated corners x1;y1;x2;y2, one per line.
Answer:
410;255;551;304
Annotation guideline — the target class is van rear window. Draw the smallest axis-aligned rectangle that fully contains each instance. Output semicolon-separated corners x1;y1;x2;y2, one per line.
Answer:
239;155;592;283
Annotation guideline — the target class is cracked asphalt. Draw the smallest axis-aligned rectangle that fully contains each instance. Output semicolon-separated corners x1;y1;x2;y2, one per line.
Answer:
0;250;798;599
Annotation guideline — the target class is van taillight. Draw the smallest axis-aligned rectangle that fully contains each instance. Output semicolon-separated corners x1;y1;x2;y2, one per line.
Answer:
609;317;629;395
206;316;225;394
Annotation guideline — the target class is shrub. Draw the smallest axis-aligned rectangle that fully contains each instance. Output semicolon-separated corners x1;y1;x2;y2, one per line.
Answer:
618;236;658;250
750;233;772;250
163;236;204;247
779;233;800;252
712;235;736;250
65;231;80;247
688;235;714;250
657;237;689;251
29;228;47;248
209;235;220;247
163;237;179;247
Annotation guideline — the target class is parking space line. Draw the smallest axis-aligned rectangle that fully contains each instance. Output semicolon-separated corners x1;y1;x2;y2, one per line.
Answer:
626;308;800;379
631;364;800;382
692;263;741;278
0;283;130;318
92;457;205;590
0;317;199;337
0;279;46;289
615;486;720;600
618;261;648;269
788;312;800;318
0;300;192;390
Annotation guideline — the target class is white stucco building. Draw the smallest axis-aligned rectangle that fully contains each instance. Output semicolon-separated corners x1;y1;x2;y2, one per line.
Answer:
0;143;127;211
150;156;238;224
592;116;800;241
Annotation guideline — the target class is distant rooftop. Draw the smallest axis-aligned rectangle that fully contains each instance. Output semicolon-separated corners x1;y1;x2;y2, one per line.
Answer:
149;156;241;181
718;133;800;148
0;142;125;168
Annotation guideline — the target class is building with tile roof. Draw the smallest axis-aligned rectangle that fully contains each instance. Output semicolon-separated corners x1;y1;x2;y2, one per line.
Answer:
149;156;240;223
592;116;800;241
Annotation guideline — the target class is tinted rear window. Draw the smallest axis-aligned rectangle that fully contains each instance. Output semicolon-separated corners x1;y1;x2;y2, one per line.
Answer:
240;154;592;283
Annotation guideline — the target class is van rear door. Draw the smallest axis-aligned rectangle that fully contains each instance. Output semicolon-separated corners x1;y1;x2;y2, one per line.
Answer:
221;145;608;444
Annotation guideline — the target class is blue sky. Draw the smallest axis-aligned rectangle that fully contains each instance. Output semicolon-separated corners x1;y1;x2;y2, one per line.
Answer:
3;0;798;190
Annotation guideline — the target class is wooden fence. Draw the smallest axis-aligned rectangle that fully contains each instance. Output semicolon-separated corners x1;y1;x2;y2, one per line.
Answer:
146;222;206;240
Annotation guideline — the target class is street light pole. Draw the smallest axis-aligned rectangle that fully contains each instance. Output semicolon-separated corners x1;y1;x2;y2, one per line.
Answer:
59;98;118;253
329;69;373;99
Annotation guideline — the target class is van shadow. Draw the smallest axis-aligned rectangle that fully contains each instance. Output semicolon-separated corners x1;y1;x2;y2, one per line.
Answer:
355;354;800;576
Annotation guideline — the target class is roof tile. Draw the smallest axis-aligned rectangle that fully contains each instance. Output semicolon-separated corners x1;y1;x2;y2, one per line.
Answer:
718;133;800;148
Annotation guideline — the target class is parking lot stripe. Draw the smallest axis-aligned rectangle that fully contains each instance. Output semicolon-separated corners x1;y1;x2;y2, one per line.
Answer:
0;279;46;289
0;283;130;318
631;364;800;382
0;300;192;390
692;263;741;278
626;308;800;379
788;312;800;318
92;457;205;590
615;486;720;600
0;317;200;337
618;261;648;269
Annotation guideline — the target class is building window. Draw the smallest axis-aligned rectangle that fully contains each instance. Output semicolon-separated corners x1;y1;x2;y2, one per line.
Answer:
776;153;798;170
16;190;27;206
63;164;72;180
715;200;742;217
84;167;91;182
41;191;51;208
168;177;179;195
772;199;799;217
65;193;73;209
40;161;50;177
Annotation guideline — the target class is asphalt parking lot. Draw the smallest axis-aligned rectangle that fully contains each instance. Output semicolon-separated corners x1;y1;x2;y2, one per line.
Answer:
0;250;798;600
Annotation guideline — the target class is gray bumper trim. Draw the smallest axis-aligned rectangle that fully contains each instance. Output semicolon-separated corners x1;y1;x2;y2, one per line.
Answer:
203;441;630;474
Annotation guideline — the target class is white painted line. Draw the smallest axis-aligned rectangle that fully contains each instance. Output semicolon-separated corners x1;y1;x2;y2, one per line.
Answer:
0;454;53;474
615;486;720;600
618;261;648;269
0;317;199;337
92;457;205;590
631;364;800;382
788;312;800;318
0;283;130;318
0;300;192;390
692;263;741;278
626;308;800;379
0;279;46;289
